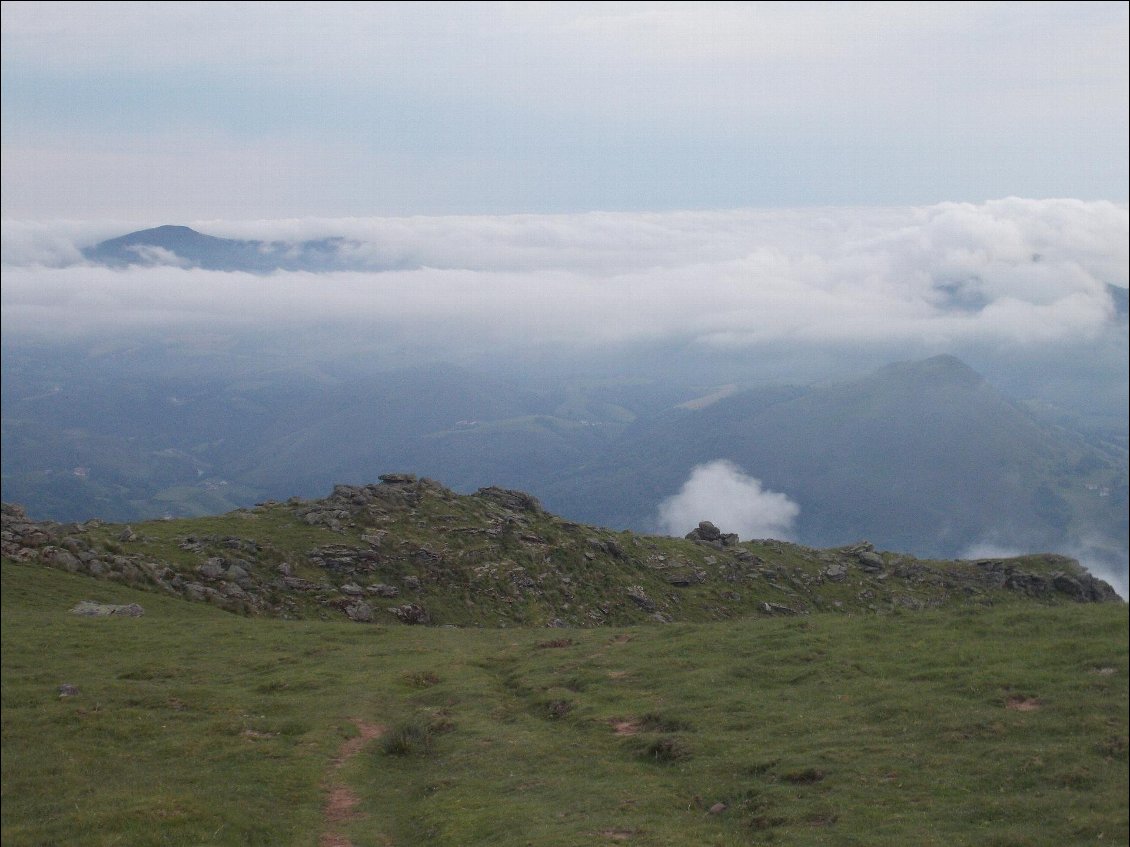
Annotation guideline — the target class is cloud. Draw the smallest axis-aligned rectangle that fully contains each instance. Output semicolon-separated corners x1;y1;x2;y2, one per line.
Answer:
2;200;1125;360
657;460;800;541
2;4;1126;214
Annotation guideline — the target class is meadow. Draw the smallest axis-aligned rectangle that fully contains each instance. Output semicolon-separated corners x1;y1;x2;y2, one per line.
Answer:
2;558;1126;846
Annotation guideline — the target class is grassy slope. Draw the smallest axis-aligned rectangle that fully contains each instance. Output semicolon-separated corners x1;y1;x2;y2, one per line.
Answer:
2;559;1126;847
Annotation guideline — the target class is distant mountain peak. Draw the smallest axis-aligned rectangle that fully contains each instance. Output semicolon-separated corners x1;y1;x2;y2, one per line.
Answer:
873;354;985;388
80;225;406;273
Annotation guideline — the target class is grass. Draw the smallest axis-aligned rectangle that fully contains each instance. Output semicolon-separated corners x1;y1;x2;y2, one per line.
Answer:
2;557;1127;846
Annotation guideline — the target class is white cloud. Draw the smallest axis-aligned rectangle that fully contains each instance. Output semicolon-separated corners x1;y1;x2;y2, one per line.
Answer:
657;460;800;541
2;200;1124;357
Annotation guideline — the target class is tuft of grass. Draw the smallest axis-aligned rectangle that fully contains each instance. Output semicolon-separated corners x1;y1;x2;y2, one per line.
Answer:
380;721;433;757
403;670;441;688
641;735;691;763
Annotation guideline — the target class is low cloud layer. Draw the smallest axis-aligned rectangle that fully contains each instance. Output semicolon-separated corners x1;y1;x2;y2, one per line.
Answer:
4;202;1125;374
2;200;1125;361
657;460;800;542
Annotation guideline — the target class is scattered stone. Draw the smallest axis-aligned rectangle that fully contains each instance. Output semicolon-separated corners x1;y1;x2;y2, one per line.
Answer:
366;583;399;598
759;601;798;616
858;551;884;571
822;563;849;582
58;683;80;698
389;603;430;624
708;802;727;815
339;582;365;596
344;601;374;622
476;486;542;512
118;526;138;542
686;521;721;542
70;601;145;617
625;586;657;612
197;558;225;579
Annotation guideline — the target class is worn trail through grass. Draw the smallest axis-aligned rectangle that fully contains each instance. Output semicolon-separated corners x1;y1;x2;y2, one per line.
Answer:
320;720;386;847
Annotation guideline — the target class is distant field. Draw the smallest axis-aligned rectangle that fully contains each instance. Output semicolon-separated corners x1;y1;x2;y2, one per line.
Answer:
2;559;1127;846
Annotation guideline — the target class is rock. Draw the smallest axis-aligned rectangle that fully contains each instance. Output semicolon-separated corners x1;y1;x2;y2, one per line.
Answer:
367;583;399;598
224;564;250;583
378;473;417;485
822;563;849;582
666;569;706;587
709;802;727;815
70;601;145;617
686;521;722;542
196;559;225;579
759;601;798;616
858;551;884;571
344;601;374;622
403;575;421;590
58;683;80;698
389;603;430;624
40;547;82;572
476;486;542;512
625;586;657;612
118;526;138;542
340;582;365;596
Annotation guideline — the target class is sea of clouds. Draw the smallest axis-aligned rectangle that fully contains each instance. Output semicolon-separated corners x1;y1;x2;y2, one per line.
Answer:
2;199;1126;359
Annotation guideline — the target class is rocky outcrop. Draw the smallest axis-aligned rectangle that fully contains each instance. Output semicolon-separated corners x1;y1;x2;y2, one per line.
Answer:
685;521;739;548
2;477;1124;631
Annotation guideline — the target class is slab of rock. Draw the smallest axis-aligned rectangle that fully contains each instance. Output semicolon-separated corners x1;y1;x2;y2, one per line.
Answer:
70;601;145;618
389;603;430;624
344;601;374;622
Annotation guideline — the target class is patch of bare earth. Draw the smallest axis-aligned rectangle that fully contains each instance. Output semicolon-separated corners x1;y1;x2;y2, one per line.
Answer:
1005;696;1042;711
599;829;637;841
611;719;640;736
319;720;386;847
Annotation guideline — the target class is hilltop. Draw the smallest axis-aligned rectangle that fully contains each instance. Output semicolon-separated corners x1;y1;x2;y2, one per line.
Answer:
80;224;385;273
2;474;1120;630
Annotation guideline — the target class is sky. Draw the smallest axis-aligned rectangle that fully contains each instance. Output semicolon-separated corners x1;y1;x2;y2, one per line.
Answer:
2;1;1128;219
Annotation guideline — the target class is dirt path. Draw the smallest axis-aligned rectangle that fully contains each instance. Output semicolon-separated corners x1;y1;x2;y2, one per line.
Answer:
318;719;386;847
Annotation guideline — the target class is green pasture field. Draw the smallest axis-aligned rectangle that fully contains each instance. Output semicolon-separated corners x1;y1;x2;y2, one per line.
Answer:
2;558;1126;846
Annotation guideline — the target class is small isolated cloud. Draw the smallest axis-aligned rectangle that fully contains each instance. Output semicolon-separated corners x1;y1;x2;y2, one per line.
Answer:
657;460;800;541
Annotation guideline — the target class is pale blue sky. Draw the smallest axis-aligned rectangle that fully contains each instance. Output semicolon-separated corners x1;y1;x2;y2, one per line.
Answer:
2;1;1127;219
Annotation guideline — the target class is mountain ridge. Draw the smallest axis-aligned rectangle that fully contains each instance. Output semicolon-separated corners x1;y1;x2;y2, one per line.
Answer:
2;474;1121;631
80;224;388;273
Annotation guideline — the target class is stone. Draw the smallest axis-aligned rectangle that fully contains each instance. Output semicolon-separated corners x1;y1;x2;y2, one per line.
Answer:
367;583;400;598
389;603;430;624
687;521;722;541
70;601;145;617
475;486;542;512
822;563;849;582
58;683;80;698
344;601;375;622
625;586;657;612
858;551;884;571
196;558;225;579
